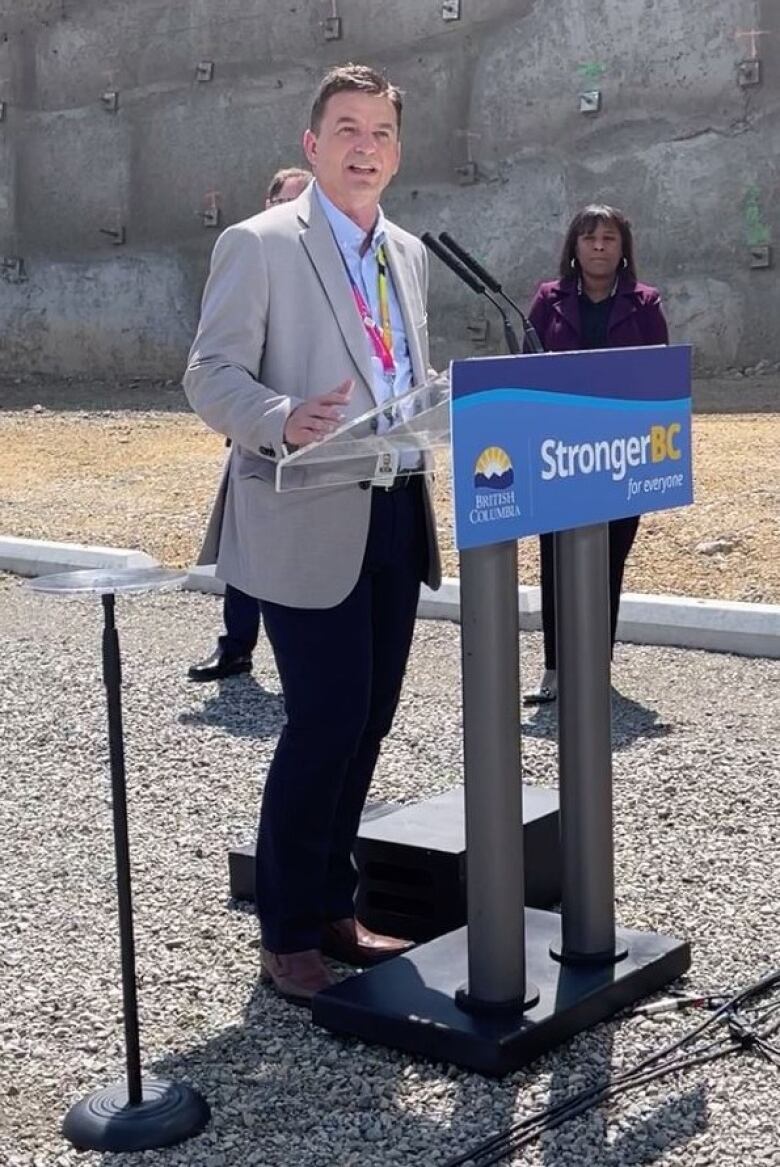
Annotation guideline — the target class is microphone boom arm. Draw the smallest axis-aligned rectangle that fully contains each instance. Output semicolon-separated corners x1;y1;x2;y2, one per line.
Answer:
437;231;543;354
422;232;522;355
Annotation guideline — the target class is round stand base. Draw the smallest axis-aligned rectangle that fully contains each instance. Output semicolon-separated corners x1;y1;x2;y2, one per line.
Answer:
62;1077;210;1153
549;939;629;967
455;980;540;1016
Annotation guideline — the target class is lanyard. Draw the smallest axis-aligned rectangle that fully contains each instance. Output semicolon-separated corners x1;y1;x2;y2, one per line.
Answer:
346;244;395;377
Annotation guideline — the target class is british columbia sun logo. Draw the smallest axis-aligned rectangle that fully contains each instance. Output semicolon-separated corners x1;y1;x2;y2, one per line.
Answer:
474;446;514;491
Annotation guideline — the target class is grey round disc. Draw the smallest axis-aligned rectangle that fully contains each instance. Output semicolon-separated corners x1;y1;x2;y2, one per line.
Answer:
26;566;188;597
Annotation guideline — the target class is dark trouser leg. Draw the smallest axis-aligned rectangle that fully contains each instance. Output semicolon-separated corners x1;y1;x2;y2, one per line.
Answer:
219;584;261;657
323;483;427;921
607;516;640;653
539;532;556;670
256;482;427;953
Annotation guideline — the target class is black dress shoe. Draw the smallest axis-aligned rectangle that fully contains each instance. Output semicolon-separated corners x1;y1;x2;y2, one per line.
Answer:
187;647;252;682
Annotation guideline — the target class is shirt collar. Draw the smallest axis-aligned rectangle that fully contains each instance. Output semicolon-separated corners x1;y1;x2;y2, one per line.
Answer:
315;181;387;256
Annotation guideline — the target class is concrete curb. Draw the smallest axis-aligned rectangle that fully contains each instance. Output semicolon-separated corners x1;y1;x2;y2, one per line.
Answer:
188;566;778;659
185;563;226;596
0;536;158;578
5;544;778;659
418;579;779;659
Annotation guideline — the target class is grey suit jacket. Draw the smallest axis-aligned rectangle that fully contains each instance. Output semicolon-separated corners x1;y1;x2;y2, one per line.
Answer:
184;183;441;608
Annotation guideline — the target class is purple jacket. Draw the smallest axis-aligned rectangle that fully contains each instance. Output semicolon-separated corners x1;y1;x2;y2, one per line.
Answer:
527;273;669;352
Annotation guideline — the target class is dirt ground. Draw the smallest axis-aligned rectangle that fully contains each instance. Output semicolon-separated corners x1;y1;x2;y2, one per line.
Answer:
0;375;777;603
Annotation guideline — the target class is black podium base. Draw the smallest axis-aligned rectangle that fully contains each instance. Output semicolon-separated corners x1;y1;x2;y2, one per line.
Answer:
62;1077;210;1152
229;785;561;942
312;908;690;1076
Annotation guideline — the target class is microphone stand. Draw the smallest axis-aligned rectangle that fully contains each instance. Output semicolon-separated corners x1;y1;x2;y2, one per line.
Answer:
421;233;522;355
437;231;544;355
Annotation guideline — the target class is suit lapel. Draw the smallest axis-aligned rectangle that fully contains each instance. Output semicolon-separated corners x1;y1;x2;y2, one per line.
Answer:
551;279;581;339
297;188;378;404
607;273;639;335
383;228;425;386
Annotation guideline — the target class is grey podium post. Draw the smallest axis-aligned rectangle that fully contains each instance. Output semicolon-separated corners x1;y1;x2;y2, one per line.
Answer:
551;524;627;965
456;541;538;1012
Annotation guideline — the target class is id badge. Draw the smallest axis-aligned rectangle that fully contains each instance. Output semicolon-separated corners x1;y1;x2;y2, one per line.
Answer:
371;449;399;487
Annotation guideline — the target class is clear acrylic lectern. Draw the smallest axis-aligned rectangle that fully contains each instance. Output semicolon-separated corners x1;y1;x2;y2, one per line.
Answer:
273;371;450;492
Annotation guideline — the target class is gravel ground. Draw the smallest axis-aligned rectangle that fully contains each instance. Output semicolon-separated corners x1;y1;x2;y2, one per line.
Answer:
1;374;778;603
1;574;778;1167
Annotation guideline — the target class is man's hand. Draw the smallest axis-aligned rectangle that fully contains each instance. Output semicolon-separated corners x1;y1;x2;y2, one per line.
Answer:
284;380;354;447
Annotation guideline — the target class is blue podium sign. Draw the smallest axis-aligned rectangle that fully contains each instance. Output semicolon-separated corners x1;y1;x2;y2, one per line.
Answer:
450;345;692;551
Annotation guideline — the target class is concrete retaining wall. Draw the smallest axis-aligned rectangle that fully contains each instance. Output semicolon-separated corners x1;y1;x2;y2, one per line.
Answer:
0;0;778;377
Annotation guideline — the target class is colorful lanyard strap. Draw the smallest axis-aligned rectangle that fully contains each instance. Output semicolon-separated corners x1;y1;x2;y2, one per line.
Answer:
347;244;395;377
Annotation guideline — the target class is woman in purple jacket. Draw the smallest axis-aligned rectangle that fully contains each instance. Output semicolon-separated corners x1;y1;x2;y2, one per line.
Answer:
524;204;670;704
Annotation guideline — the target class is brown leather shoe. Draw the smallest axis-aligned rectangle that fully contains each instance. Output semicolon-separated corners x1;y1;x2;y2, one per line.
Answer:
259;946;336;1004
321;918;414;967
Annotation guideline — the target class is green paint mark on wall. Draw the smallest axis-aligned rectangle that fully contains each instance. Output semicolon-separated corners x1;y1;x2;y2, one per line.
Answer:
578;62;606;81
744;186;771;247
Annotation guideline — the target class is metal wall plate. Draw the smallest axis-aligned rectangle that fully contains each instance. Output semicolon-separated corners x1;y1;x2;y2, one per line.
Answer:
324;15;342;40
99;225;126;246
456;161;477;185
101;90;118;113
442;0;462;19
196;61;214;82
202;206;221;228
737;59;761;87
579;89;602;114
749;245;772;269
466;317;489;344
0;102;6;123
1;256;26;283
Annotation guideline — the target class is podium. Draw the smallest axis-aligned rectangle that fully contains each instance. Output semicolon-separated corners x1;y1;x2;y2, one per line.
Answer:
276;353;693;1074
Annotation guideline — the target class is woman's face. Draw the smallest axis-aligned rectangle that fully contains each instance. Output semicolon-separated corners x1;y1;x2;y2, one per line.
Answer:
575;220;623;280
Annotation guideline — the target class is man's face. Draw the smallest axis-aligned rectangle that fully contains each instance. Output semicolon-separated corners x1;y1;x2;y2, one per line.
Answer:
302;90;401;214
265;173;310;210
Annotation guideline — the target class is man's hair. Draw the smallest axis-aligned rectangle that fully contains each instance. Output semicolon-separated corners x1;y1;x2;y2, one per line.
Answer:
309;63;403;134
266;166;311;203
559;204;637;280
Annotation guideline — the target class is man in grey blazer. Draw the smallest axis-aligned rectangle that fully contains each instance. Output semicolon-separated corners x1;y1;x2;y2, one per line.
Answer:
184;64;441;1002
188;165;312;684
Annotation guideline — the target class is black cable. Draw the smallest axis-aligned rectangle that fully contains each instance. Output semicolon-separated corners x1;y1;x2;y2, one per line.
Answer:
491;1049;736;1166
444;968;780;1167
446;1043;734;1167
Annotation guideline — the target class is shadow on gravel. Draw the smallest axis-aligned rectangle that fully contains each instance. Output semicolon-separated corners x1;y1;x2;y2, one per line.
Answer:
540;1024;708;1167
93;976;707;1167
95;972;493;1167
611;687;673;749
522;686;672;750
178;675;285;740
0;377;189;413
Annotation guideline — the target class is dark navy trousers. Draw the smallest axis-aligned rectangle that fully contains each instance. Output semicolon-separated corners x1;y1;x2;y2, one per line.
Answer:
255;479;428;953
219;584;261;657
540;516;640;670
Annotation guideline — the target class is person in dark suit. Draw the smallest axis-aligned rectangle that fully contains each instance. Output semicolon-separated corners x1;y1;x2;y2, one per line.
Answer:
523;204;670;704
188;166;312;683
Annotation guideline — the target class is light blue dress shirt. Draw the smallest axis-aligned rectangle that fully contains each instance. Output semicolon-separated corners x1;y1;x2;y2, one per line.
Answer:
315;182;414;412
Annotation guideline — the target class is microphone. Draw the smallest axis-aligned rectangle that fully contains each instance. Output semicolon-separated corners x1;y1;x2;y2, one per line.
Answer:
437;231;544;354
422;232;521;355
